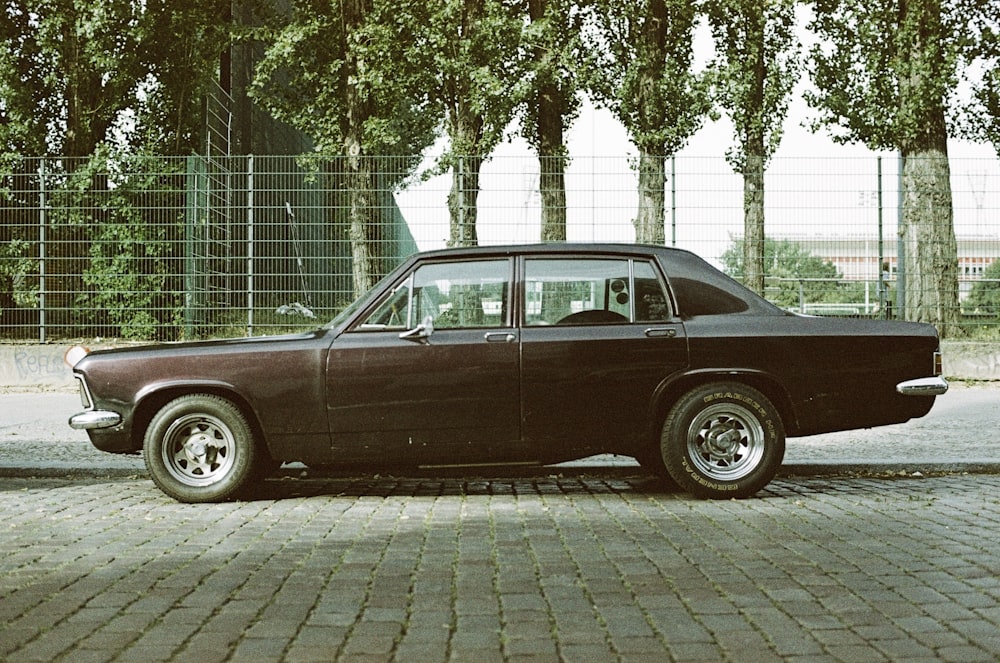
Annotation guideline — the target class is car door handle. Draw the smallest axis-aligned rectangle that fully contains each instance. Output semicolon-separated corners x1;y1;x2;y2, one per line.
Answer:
484;332;517;343
644;327;677;338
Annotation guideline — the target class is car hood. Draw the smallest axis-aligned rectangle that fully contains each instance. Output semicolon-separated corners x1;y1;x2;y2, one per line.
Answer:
76;330;328;363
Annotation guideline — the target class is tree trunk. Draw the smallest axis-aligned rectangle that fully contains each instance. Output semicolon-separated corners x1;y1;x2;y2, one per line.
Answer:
529;0;568;242
345;147;381;298
634;151;665;244
343;0;380;298
900;148;960;335
896;0;961;336
742;155;766;297
739;8;767;297
447;154;481;247
538;152;567;242
447;99;483;247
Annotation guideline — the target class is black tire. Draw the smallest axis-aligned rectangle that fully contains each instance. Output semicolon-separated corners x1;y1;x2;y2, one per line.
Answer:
143;394;259;503
662;382;785;499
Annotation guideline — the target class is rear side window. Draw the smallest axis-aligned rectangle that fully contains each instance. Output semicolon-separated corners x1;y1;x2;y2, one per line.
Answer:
524;257;671;325
669;277;749;316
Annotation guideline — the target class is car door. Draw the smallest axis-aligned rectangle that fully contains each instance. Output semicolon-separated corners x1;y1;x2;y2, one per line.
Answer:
325;258;521;465
519;255;688;457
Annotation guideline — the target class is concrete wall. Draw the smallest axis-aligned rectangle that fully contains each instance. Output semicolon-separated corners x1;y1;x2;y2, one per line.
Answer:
0;345;77;390
1;341;996;391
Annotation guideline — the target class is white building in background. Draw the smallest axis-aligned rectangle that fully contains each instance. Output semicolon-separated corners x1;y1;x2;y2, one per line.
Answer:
785;235;1000;300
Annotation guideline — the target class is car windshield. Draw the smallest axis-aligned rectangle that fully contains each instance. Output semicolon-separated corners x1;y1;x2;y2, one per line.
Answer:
322;270;402;330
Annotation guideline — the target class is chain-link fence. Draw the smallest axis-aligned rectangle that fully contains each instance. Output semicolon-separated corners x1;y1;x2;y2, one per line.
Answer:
2;153;998;342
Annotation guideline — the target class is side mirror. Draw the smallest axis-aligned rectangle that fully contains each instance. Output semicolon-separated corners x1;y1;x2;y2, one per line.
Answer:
399;315;435;344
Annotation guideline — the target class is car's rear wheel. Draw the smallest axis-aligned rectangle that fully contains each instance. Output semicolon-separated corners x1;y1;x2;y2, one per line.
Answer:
143;394;259;503
662;382;784;499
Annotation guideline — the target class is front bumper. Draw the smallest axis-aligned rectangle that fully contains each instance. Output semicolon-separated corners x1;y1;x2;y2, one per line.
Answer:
896;376;949;396
69;410;122;430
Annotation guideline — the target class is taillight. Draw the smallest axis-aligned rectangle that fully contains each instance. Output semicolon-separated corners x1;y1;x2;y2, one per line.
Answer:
934;351;943;377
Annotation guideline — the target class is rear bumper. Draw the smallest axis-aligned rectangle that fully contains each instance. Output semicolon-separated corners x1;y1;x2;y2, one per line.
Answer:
896;376;949;396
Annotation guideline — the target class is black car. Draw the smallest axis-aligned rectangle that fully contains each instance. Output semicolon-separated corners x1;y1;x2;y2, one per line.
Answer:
69;243;947;502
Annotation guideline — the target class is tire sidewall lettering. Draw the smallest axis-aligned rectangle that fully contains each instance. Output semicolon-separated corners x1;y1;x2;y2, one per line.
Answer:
664;382;786;499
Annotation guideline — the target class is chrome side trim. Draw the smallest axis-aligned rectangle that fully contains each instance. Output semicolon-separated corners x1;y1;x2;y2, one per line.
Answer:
69;410;122;430
74;374;93;409
896;376;949;396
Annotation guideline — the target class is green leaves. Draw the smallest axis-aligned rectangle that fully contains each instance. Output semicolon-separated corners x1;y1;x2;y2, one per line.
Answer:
581;0;710;156
0;0;230;156
805;0;973;151
706;0;799;172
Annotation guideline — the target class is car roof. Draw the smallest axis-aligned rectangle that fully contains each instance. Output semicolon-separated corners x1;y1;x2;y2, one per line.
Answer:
413;242;692;260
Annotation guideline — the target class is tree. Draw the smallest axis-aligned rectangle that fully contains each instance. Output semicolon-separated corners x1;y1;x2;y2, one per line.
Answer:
421;0;527;247
806;0;968;336
706;0;799;296
521;0;583;241
962;2;1000;156
1;0;145;157
582;0;711;244
250;0;438;295
1;0;233;157
138;0;235;155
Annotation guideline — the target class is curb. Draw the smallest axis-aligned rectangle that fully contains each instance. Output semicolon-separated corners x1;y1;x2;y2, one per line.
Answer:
3;462;999;482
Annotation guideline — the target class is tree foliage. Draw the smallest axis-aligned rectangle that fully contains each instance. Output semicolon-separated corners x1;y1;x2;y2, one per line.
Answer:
962;2;1000;156
521;0;584;241
0;0;229;157
706;0;799;296
249;0;436;159
965;259;1000;317
806;0;966;335
581;0;711;244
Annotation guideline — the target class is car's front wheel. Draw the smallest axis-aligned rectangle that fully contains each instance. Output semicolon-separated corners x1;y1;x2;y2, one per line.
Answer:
662;382;785;499
143;394;259;503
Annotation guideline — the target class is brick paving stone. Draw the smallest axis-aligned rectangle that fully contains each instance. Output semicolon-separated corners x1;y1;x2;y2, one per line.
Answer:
3;474;1000;661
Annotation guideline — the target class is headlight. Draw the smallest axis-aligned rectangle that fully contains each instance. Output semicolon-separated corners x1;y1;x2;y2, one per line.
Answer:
64;345;90;368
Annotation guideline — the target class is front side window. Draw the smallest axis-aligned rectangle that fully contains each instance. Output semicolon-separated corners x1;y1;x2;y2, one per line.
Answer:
524;257;671;325
357;259;510;330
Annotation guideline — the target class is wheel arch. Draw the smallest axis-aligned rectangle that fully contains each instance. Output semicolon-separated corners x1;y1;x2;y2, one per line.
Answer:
131;384;269;456
650;369;800;440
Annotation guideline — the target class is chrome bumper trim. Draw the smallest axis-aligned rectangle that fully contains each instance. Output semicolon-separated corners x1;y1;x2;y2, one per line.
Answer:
896;376;949;396
69;410;122;430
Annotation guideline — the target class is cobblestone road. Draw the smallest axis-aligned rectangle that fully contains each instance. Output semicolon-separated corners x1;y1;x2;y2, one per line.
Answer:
3;472;1000;662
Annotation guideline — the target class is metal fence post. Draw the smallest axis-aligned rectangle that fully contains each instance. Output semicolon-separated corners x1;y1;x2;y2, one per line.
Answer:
184;155;199;338
247;154;254;336
896;152;905;320
37;161;46;344
671;155;677;247
877;156;886;319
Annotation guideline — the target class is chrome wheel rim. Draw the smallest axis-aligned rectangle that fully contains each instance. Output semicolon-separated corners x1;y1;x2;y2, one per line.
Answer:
161;414;236;487
686;403;765;481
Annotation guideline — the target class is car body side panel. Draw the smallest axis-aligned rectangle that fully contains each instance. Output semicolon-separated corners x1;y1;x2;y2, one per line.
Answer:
520;323;688;459
75;332;332;457
325;328;521;465
681;315;939;436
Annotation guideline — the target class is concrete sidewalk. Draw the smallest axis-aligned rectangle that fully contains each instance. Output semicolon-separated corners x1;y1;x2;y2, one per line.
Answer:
2;385;999;479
